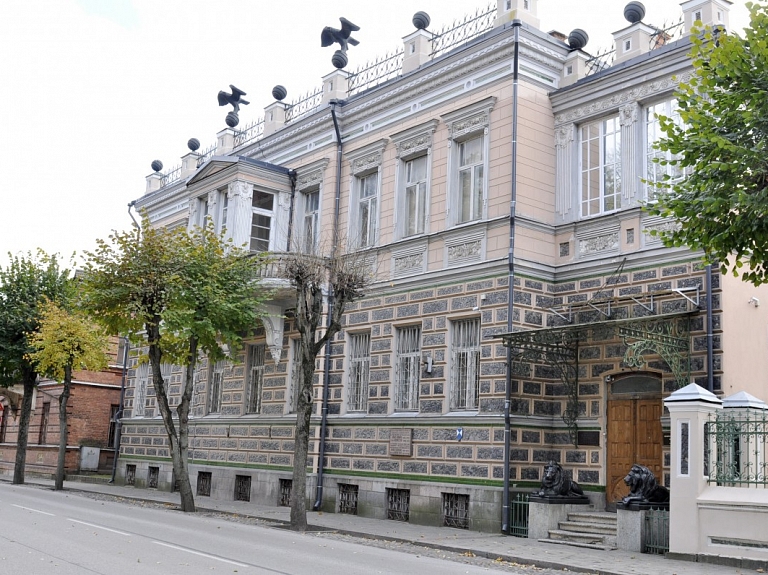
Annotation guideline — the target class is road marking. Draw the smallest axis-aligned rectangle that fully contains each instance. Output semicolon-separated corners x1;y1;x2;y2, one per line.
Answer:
12;504;54;516
67;518;130;536
152;541;249;567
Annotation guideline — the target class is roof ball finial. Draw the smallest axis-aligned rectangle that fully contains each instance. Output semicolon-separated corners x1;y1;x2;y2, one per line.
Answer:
151;160;163;173
412;11;430;30
272;85;287;101
187;138;200;152
567;29;589;51
624;1;645;24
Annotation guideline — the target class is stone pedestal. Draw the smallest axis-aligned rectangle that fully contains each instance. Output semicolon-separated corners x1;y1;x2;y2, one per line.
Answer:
617;501;670;551
528;496;590;540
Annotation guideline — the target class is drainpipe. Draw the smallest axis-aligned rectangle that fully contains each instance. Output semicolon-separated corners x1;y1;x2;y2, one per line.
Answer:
706;264;714;392
502;19;522;535
109;336;130;483
286;169;298;251
128;200;140;235
313;99;344;511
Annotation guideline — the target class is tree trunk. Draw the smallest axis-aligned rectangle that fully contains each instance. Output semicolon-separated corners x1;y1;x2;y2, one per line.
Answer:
54;364;72;490
12;369;37;485
290;355;317;531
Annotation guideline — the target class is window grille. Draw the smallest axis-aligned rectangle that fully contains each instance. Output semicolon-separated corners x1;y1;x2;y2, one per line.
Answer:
126;464;136;486
234;475;251;502
358;173;378;247
581;115;622;216
348;333;371;412
303;190;320;253
442;493;470;529
250;191;274;252
386;488;410;521
279;478;292;507
38;402;50;444
245;344;265;414
395;326;421;411
338;483;359;515
290;339;302;413
458;136;484;223
451;318;481;410
134;362;149;417
197;471;212;496
148;466;159;488
148;362;175;396
404;156;427;236
208;360;225;414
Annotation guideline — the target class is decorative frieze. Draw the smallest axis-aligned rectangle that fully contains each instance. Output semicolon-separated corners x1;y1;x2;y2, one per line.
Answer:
555;124;575;216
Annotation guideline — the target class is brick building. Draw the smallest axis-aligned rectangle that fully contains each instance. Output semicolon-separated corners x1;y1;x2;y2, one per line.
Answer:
118;0;768;531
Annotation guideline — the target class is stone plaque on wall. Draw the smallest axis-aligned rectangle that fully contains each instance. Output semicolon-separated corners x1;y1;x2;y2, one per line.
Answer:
390;428;412;457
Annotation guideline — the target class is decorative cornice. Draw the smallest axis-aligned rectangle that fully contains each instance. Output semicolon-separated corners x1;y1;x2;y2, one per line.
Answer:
346;139;389;176
296;158;330;191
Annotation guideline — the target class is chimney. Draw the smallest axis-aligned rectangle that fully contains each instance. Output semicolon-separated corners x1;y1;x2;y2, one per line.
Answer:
680;0;731;34
495;0;540;29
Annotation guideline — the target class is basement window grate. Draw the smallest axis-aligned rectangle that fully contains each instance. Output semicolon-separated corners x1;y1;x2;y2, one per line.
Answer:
387;488;410;521
442;492;469;529
279;478;292;507
148;466;159;489
234;475;251;502
338;483;359;515
197;472;212;497
126;464;136;486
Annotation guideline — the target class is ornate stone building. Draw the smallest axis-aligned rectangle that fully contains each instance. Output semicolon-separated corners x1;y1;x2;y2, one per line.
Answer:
119;0;766;531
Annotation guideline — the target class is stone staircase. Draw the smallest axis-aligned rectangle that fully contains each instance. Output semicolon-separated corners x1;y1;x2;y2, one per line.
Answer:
540;511;617;550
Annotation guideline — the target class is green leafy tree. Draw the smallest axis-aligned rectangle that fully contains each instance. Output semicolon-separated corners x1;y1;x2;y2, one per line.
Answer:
646;3;768;284
81;219;269;512
281;247;370;531
27;301;108;490
0;251;71;484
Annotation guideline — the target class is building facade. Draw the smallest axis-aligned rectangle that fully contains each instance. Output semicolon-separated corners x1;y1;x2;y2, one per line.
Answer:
118;0;767;531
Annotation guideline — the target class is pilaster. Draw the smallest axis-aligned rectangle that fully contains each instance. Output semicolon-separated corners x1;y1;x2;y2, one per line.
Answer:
619;102;640;202
555;124;575;217
226;180;253;249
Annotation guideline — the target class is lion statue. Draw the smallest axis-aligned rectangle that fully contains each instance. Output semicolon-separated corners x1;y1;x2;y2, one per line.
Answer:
537;460;584;498
622;464;669;506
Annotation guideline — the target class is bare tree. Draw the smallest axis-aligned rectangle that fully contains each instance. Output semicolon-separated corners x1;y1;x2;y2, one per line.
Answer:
281;244;371;531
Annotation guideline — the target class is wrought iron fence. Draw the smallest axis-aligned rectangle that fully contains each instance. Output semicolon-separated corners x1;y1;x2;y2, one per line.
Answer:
279;478;292;507
338;483;359;515
442;493;470;529
234;118;264;148
285;88;324;123
508;492;530;538
196;142;216;168
348;49;404;96
644;508;669;554
430;2;496;58
161;164;182;187
585;48;615;76
386;488;410;521
705;408;768;487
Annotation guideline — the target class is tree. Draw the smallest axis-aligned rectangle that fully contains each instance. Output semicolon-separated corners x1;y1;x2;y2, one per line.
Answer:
646;3;768;285
0;251;70;484
81;220;269;512
281;247;370;531
27;301;108;490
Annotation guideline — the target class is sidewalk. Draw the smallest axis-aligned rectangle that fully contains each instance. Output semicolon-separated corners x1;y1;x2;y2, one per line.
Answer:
10;476;761;575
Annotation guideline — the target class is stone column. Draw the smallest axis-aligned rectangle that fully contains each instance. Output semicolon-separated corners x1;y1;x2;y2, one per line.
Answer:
554;124;574;218
226;180;253;249
664;383;722;556
619;102;640;203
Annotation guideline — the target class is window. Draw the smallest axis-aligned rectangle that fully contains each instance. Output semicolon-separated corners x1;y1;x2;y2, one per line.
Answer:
199;196;210;228
348;333;371;412
245;344;265;414
0;405;7;443
404;156;428;236
458;136;484;223
357;173;379;247
303;190;320;253
581;115;621;217
115;338;128;368
38;402;50;444
134;362;149;417
218;191;228;233
250;190;274;252
289;339;302;413
451;318;480;410
207;360;225;414
646;99;686;200
107;404;119;448
624;39;631;52
395;326;421;411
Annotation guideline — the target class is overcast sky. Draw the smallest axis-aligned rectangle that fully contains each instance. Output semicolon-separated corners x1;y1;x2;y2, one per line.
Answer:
0;0;750;267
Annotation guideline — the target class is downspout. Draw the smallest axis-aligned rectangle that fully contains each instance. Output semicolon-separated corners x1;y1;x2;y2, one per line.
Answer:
314;99;344;511
109;337;130;483
286;169;298;251
128;200;140;234
502;19;522;535
706;264;714;392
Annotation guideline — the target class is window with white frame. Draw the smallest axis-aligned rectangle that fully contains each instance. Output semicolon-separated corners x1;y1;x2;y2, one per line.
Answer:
395;326;421;411
646;99;686;200
404;156;428;236
198;196;210;228
458;136;485;223
250;190;274;252
581;115;622;217
357;172;379;248
245;344;265;414
207;360;225;414
347;332;370;412
289;339;303;413
218;190;229;233
134;362;149;417
303;190;320;253
450;318;480;410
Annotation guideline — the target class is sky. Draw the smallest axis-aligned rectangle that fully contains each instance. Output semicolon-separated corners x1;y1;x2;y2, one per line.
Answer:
0;0;751;267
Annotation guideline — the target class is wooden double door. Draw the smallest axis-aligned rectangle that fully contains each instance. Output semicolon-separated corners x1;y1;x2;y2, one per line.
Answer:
606;396;663;506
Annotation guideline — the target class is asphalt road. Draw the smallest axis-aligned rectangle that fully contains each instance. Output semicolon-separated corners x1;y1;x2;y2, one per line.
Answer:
0;482;537;575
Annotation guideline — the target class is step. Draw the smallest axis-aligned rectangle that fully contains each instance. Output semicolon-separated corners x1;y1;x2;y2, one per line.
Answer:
547;529;608;545
538;538;616;551
567;511;617;525
558;520;617;536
